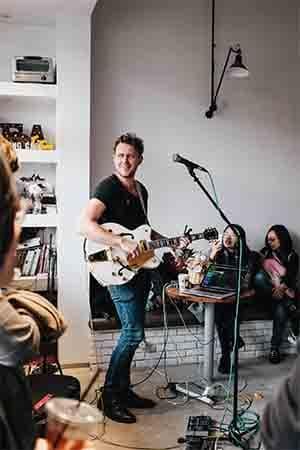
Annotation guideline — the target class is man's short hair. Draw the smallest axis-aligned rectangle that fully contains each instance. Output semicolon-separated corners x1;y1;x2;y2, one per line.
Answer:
113;132;144;156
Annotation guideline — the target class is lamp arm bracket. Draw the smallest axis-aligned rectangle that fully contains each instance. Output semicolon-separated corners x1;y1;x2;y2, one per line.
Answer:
212;47;233;104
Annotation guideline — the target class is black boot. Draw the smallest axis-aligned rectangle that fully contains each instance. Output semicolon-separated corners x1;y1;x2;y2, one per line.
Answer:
121;389;156;409
286;297;298;318
229;336;245;352
269;348;281;364
218;353;231;374
98;389;136;424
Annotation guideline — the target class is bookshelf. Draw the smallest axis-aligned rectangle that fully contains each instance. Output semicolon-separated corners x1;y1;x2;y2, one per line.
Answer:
0;17;94;363
16;149;58;164
0;82;57;99
0;82;58;292
10;273;49;292
22;214;58;228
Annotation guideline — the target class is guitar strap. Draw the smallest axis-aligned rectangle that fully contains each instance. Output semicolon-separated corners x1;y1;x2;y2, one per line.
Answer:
136;181;150;226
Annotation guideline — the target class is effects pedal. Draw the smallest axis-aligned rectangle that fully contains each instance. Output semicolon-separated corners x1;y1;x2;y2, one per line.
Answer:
185;415;212;442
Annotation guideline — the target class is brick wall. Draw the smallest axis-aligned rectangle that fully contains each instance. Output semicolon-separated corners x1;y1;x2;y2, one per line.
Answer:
89;320;297;370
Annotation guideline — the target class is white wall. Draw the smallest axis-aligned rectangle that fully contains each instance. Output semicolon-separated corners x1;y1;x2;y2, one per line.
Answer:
56;15;91;364
91;0;300;254
0;23;55;81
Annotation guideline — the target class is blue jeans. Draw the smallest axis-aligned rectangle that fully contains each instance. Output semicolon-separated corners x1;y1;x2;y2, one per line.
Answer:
105;270;151;395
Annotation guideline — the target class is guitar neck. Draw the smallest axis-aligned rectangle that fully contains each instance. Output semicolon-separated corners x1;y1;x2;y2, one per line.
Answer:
148;233;204;250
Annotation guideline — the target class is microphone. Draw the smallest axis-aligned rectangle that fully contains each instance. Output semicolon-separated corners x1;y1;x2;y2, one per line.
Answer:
172;153;208;172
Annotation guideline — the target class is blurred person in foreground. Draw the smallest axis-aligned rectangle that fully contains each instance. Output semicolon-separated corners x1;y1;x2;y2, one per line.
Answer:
0;136;93;450
0;150;39;449
261;351;300;450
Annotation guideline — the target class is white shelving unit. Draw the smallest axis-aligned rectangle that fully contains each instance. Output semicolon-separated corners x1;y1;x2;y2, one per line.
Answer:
0;18;92;363
22;213;58;228
0;80;57;291
10;273;49;292
0;81;57;99
16;149;58;164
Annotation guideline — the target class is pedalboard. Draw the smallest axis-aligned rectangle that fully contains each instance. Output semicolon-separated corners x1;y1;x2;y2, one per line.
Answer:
179;416;223;450
185;415;212;440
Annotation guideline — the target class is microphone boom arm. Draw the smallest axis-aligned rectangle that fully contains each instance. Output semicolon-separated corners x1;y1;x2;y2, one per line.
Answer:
188;168;230;226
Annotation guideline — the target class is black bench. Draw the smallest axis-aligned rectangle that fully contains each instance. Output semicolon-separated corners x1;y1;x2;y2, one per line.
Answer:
90;292;278;332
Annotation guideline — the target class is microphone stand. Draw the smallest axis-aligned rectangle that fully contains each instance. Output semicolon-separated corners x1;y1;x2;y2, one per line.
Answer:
185;167;242;432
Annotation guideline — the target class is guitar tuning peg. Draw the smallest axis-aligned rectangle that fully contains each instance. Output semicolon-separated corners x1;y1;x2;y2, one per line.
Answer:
183;225;192;237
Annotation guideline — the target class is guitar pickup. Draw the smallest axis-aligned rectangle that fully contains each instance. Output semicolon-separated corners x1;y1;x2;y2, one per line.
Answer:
88;250;109;262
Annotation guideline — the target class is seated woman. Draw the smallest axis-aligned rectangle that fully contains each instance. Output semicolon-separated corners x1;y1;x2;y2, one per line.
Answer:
254;224;299;364
209;224;260;374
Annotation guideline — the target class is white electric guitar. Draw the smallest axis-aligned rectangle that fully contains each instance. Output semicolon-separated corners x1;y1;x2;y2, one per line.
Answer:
85;223;218;286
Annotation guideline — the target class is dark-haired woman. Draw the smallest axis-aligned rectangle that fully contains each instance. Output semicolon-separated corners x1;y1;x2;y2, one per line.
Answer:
209;224;260;374
255;225;299;364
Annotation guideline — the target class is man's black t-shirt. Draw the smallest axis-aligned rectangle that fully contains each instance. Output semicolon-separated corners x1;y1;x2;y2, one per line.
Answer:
93;174;148;230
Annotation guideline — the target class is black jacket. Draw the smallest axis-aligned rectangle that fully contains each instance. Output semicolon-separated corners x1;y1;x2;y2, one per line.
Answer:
0;365;35;450
214;248;261;291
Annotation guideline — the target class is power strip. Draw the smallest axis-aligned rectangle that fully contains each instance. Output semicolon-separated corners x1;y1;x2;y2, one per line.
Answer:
174;383;214;406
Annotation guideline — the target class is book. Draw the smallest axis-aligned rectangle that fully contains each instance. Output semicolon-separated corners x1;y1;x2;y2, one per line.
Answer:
22;249;35;276
18;237;41;250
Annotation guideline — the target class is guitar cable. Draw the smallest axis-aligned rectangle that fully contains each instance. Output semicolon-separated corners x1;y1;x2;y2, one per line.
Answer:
131;280;171;388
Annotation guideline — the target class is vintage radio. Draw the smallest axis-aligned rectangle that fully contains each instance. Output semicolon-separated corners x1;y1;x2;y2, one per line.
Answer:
12;56;56;84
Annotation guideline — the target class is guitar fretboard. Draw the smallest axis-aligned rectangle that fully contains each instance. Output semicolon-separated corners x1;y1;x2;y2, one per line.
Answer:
148;233;204;250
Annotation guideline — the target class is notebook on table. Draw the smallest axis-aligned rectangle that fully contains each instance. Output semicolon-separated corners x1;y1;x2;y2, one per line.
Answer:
180;264;246;299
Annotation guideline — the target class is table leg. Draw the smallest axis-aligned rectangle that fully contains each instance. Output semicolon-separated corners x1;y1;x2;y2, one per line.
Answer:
203;302;215;384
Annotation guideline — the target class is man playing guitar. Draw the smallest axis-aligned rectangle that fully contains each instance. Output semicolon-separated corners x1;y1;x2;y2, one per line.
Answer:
80;132;188;424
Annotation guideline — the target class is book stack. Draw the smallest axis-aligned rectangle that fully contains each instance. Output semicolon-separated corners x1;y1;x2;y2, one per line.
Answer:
16;237;52;277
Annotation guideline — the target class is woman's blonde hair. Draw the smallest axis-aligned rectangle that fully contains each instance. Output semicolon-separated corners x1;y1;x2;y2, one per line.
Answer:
0;151;18;267
0;135;19;173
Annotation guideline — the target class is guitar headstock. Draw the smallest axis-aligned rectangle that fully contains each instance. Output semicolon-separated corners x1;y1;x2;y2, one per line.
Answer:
203;227;218;241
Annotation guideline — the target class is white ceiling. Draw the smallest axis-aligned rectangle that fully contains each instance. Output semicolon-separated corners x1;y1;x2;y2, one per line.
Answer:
0;0;98;26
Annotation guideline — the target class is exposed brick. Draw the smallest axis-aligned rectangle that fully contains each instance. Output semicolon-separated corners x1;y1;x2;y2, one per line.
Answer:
99;340;115;348
92;332;113;341
89;321;297;372
177;327;199;335
176;342;198;351
144;352;162;360
145;330;165;337
156;343;177;351
169;334;189;343
186;349;200;357
177;356;198;364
